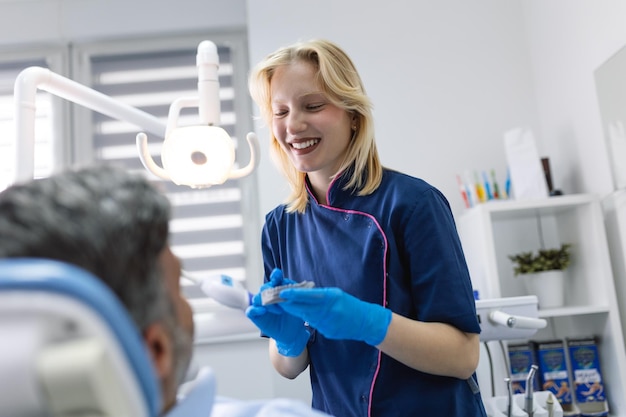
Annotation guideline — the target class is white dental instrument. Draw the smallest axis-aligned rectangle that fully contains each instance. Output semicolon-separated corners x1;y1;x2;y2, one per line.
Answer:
183;273;252;311
546;392;555;417
488;310;547;330
525;364;538;417
505;377;513;417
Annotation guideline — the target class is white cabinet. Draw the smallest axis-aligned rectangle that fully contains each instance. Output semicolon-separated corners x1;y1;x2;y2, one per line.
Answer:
457;194;626;415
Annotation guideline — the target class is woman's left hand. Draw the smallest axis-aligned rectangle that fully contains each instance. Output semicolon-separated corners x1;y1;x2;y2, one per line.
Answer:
279;287;392;346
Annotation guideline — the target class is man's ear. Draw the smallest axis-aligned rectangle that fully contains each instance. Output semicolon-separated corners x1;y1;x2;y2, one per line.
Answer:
144;322;173;381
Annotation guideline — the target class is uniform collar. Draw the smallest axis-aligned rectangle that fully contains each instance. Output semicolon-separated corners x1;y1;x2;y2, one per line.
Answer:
306;165;358;207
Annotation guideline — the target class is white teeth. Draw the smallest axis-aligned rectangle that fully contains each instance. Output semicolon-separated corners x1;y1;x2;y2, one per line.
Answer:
291;139;319;150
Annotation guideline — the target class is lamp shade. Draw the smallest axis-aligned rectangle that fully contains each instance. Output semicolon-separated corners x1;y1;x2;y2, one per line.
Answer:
161;125;235;187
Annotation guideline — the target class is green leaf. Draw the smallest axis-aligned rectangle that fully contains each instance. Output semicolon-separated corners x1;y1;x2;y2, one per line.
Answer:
508;243;572;276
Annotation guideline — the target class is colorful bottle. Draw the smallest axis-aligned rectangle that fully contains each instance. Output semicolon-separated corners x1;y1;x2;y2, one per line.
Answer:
491;169;500;199
474;171;486;203
456;174;471;208
482;171;494;200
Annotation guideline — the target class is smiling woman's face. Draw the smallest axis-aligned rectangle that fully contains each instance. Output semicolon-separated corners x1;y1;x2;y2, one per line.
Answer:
270;60;354;185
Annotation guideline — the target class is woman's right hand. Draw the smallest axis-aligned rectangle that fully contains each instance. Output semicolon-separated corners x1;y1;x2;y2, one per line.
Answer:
245;268;310;357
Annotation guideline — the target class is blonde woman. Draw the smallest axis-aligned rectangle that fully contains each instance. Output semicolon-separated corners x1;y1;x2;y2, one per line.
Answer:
246;39;487;417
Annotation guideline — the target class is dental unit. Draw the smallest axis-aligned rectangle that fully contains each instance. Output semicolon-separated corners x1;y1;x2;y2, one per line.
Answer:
476;297;564;417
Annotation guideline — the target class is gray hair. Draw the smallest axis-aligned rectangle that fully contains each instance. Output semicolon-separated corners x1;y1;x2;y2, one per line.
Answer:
0;164;172;331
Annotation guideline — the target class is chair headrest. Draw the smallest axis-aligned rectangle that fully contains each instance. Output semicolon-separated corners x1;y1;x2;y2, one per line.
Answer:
0;258;161;417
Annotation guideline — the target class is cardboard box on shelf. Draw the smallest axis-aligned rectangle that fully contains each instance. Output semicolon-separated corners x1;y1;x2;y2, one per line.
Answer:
508;341;540;394
536;339;574;413
567;337;609;417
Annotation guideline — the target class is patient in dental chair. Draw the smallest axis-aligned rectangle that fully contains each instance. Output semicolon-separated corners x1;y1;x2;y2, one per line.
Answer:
0;164;329;417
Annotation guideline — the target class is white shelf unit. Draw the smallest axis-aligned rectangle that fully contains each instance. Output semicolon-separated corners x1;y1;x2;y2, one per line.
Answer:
457;194;626;415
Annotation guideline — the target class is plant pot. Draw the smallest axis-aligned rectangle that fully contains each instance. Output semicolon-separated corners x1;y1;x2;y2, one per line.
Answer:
521;270;565;309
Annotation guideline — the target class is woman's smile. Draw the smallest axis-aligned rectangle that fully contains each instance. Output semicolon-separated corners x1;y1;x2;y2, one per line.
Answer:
291;138;320;151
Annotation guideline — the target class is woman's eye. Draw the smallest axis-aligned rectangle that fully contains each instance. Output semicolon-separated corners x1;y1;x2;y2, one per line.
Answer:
307;103;325;111
273;109;287;117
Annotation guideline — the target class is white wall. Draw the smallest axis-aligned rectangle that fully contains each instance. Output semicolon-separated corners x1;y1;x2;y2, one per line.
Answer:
246;0;626;218
522;0;626;196
0;0;246;45
247;0;540;219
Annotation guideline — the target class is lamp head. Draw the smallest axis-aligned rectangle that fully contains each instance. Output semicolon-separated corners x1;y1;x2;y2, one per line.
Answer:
161;126;235;188
135;40;259;188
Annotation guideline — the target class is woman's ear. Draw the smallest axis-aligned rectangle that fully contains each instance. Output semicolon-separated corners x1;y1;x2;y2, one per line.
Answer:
351;114;358;131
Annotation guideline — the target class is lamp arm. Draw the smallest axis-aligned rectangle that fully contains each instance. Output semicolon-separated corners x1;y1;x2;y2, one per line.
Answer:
165;97;199;138
196;40;220;126
14;66;166;182
228;132;260;180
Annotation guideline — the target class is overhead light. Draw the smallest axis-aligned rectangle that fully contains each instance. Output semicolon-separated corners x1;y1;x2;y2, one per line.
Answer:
14;40;258;188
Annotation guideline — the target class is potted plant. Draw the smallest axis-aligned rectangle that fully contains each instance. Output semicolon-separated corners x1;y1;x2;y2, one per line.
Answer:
508;243;572;308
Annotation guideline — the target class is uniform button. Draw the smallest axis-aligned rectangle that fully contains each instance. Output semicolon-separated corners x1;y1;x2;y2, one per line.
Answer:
360;395;368;402
343;214;349;221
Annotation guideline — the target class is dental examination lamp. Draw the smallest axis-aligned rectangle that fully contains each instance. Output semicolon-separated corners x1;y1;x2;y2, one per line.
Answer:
13;40;259;187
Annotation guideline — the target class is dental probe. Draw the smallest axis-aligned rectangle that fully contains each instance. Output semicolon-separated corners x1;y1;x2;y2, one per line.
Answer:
504;377;512;417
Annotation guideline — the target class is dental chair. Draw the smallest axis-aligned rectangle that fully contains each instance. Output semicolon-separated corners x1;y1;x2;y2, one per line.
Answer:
0;258;215;417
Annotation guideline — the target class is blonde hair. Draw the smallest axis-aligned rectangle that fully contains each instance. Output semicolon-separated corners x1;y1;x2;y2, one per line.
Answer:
248;39;382;213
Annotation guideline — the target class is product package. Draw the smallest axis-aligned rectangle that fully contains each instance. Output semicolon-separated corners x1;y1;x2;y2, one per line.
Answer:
536;339;574;413
567;337;609;417
507;341;540;394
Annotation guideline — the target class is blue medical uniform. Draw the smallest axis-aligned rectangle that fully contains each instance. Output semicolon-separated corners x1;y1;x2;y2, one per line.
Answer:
261;167;487;417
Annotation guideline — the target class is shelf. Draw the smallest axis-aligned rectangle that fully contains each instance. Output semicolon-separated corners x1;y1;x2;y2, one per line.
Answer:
458;194;626;413
537;304;610;318
466;194;599;220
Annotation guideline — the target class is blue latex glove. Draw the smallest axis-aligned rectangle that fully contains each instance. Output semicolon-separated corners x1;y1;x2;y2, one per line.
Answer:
278;287;392;346
245;269;310;357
